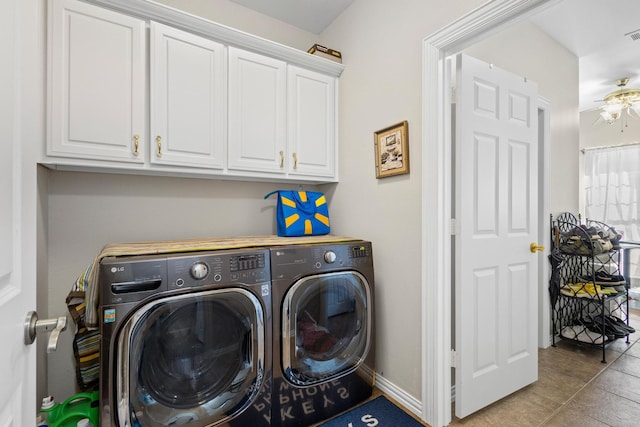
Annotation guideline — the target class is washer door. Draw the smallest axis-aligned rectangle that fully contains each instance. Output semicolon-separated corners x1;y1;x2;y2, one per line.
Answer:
116;289;264;427
282;271;371;386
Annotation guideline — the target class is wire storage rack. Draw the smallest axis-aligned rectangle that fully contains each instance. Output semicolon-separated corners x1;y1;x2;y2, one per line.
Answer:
549;213;633;363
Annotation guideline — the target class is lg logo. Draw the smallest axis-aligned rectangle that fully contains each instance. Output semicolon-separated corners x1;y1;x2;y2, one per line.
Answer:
110;266;125;273
347;415;378;427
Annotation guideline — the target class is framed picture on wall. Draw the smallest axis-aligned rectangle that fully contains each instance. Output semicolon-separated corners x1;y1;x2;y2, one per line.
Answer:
374;120;409;178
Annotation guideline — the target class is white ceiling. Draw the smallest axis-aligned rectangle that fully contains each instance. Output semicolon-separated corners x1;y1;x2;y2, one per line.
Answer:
232;0;640;113
530;0;640;112
229;0;353;34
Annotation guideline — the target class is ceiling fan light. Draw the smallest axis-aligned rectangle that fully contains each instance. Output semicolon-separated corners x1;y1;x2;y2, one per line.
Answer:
600;110;614;123
603;103;623;114
596;79;640;128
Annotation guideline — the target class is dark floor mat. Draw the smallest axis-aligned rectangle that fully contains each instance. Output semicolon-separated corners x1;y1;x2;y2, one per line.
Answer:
318;396;424;427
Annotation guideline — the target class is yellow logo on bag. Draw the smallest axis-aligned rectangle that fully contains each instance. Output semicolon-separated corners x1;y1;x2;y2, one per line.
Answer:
315;213;329;226
285;213;300;227
281;196;297;208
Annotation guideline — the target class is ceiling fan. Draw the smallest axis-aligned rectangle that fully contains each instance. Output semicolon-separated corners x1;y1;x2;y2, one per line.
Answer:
597;77;640;130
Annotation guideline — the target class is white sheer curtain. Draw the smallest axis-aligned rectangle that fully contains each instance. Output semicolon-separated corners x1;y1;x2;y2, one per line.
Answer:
584;144;640;285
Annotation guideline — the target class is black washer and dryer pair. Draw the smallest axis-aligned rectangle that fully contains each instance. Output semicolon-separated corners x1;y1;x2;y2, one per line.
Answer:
98;240;375;427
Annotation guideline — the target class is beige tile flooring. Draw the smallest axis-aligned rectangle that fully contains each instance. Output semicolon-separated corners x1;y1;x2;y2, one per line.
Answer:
449;309;640;426
318;310;640;427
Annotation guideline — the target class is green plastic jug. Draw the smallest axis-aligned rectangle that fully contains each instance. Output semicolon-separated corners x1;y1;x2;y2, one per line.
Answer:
42;391;99;427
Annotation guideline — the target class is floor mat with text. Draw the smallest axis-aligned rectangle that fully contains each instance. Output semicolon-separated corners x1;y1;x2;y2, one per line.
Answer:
318;396;424;427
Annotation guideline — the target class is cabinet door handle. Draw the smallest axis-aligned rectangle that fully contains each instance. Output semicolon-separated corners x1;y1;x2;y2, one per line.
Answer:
279;150;284;168
133;134;140;156
292;152;297;170
156;136;162;158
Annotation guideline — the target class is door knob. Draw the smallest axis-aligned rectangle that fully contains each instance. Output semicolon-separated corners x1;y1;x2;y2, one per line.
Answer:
24;311;67;353
530;242;545;253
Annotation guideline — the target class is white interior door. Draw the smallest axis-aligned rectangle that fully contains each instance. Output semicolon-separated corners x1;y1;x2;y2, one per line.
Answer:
455;53;540;418
0;0;37;424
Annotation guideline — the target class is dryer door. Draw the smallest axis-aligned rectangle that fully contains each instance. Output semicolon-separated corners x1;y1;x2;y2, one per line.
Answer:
116;288;264;427
282;271;371;386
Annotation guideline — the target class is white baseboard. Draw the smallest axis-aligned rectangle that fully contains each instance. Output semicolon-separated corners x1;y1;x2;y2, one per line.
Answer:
374;373;423;418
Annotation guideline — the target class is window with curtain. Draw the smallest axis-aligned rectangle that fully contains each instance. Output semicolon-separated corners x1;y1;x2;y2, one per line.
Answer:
584;144;640;291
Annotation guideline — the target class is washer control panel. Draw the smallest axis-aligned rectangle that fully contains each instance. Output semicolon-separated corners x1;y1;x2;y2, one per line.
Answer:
100;255;169;305
168;249;269;290
230;253;266;271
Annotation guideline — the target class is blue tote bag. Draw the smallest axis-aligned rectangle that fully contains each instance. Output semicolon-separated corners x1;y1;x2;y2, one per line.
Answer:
265;190;330;237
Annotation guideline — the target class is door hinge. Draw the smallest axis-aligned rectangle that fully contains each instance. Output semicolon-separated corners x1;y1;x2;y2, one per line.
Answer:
451;349;457;368
450;86;456;104
450;218;456;235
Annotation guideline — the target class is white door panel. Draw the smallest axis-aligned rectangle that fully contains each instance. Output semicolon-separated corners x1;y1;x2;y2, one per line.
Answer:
455;54;539;418
1;0;37;423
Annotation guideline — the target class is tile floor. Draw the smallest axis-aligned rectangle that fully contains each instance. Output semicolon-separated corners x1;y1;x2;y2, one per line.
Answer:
318;310;640;427
449;309;640;426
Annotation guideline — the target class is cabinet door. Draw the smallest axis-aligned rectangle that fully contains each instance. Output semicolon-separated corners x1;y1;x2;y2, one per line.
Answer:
287;65;337;179
150;22;226;169
228;47;286;174
48;0;145;162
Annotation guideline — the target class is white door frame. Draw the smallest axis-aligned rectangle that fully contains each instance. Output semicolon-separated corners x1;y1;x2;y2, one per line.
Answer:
420;1;558;426
537;97;551;349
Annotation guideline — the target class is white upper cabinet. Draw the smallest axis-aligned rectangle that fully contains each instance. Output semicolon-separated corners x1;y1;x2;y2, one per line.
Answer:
287;65;337;178
227;47;286;174
45;0;344;183
48;0;146;162
228;52;338;180
150;22;226;169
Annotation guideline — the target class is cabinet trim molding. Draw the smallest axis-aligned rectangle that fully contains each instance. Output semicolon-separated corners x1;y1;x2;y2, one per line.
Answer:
82;0;345;77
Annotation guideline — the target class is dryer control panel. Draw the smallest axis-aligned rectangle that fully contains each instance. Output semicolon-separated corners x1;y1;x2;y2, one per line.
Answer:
270;241;373;278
